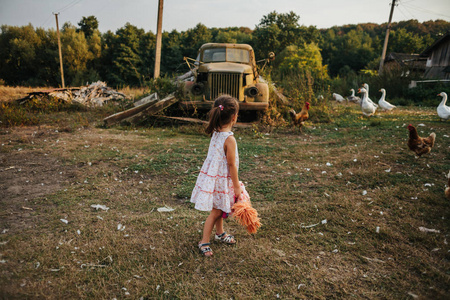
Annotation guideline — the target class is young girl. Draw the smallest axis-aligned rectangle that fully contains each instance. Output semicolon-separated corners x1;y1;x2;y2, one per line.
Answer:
190;95;245;257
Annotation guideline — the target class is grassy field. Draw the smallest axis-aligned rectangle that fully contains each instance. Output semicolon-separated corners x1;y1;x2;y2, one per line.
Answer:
0;100;449;299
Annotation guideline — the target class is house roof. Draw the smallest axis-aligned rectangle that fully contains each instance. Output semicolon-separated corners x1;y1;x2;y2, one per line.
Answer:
420;32;450;57
385;52;426;69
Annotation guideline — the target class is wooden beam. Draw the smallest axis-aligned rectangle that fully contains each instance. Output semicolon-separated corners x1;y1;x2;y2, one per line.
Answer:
103;98;160;126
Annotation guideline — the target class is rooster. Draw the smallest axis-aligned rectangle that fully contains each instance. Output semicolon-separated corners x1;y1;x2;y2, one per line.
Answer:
407;124;436;157
289;102;310;132
445;171;450;200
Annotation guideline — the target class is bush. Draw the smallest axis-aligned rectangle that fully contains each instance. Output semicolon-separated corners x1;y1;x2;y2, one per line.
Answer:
0;102;39;127
145;77;177;99
404;84;450;106
329;67;449;106
263;70;332;125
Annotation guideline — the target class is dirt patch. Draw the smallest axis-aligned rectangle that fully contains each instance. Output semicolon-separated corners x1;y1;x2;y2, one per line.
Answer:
0;127;82;234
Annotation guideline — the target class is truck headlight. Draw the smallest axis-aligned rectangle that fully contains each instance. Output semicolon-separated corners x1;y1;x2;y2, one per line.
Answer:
191;83;204;96
245;86;259;97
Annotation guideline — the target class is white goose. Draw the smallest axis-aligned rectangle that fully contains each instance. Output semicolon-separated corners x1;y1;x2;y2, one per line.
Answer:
358;87;377;117
378;88;396;111
333;93;346;103
363;83;378;107
437;92;450;120
347;89;361;104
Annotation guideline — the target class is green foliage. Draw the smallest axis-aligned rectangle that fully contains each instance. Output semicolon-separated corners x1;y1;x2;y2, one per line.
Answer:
275;43;328;81
77;16;99;39
320;20;450;76
322;28;379;76
0;96;82;127
61;23;94;86
404;84;450;106
181;23;213;59
388;28;426;53
252;11;322;60
146;77;177;99
0;14;449;91
0;102;38;126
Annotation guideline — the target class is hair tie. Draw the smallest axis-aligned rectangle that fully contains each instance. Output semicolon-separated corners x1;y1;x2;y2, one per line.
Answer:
218;105;223;111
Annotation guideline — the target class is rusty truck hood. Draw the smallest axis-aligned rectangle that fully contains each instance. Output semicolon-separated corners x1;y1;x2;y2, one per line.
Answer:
198;62;253;74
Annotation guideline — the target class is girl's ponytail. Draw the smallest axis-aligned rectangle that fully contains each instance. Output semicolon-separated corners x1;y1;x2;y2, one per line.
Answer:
205;106;222;135
205;95;239;135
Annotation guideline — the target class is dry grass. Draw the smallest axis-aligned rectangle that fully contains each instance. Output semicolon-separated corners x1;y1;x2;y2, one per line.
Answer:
0;102;449;299
0;86;47;103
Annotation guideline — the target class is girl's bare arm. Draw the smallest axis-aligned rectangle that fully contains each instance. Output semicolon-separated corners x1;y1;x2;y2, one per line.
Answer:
224;136;243;198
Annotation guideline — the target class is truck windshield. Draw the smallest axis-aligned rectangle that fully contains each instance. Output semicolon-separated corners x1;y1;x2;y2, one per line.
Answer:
202;48;250;63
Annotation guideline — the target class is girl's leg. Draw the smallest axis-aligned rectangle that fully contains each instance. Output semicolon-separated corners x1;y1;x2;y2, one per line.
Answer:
200;208;222;245
214;214;236;244
215;217;224;235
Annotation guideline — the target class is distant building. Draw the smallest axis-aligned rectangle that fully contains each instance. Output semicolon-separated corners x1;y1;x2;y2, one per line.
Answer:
420;32;450;79
383;52;426;76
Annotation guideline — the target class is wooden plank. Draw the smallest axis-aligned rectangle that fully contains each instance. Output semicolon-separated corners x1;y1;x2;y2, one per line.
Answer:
125;94;178;124
179;100;268;110
158;116;255;128
133;93;158;107
158;116;207;125
103;98;160;127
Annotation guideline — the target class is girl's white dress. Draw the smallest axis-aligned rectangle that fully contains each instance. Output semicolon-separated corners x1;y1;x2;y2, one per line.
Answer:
190;131;238;213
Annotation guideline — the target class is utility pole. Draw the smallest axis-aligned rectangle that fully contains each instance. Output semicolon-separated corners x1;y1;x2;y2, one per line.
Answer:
154;0;164;79
378;0;397;74
54;12;65;88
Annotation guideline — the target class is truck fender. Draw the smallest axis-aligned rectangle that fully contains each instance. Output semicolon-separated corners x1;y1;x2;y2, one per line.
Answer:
254;82;269;102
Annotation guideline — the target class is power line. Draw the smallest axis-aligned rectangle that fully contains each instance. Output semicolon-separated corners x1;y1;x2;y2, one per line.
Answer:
56;0;81;13
40;14;54;27
60;0;84;13
40;0;84;29
397;5;417;19
402;3;450;19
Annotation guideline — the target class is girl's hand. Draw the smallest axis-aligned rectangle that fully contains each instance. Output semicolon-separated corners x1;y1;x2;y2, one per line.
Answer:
234;187;244;201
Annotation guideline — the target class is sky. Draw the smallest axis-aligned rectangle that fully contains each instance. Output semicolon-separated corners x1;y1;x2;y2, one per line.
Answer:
1;0;449;33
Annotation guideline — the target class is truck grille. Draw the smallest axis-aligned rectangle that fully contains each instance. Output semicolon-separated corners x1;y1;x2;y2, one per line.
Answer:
209;73;241;100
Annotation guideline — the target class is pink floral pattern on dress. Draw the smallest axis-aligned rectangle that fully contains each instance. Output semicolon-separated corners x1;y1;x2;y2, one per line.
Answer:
190;131;239;213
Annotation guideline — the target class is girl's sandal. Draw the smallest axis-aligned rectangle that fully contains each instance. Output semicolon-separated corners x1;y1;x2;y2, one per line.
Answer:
198;243;213;257
215;232;236;244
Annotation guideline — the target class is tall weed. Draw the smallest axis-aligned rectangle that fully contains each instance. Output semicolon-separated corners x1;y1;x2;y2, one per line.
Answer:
269;70;332;124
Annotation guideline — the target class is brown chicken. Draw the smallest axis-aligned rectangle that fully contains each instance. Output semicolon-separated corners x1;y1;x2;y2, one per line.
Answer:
407;124;436;157
445;171;450;200
289;102;310;131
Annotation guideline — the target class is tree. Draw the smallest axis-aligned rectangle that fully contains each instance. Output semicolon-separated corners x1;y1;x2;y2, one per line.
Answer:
252;11;321;60
253;11;302;59
181;23;212;59
102;23;147;86
61;23;94;86
77;16;99;39
388;28;425;54
161;30;182;74
277;43;328;80
321;28;377;76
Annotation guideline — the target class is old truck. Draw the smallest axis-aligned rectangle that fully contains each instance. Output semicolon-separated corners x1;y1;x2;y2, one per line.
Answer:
180;43;271;111
103;43;275;127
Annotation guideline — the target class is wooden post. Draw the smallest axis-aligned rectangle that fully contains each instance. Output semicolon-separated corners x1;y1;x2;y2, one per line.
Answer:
154;0;164;79
54;12;65;88
379;0;397;74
